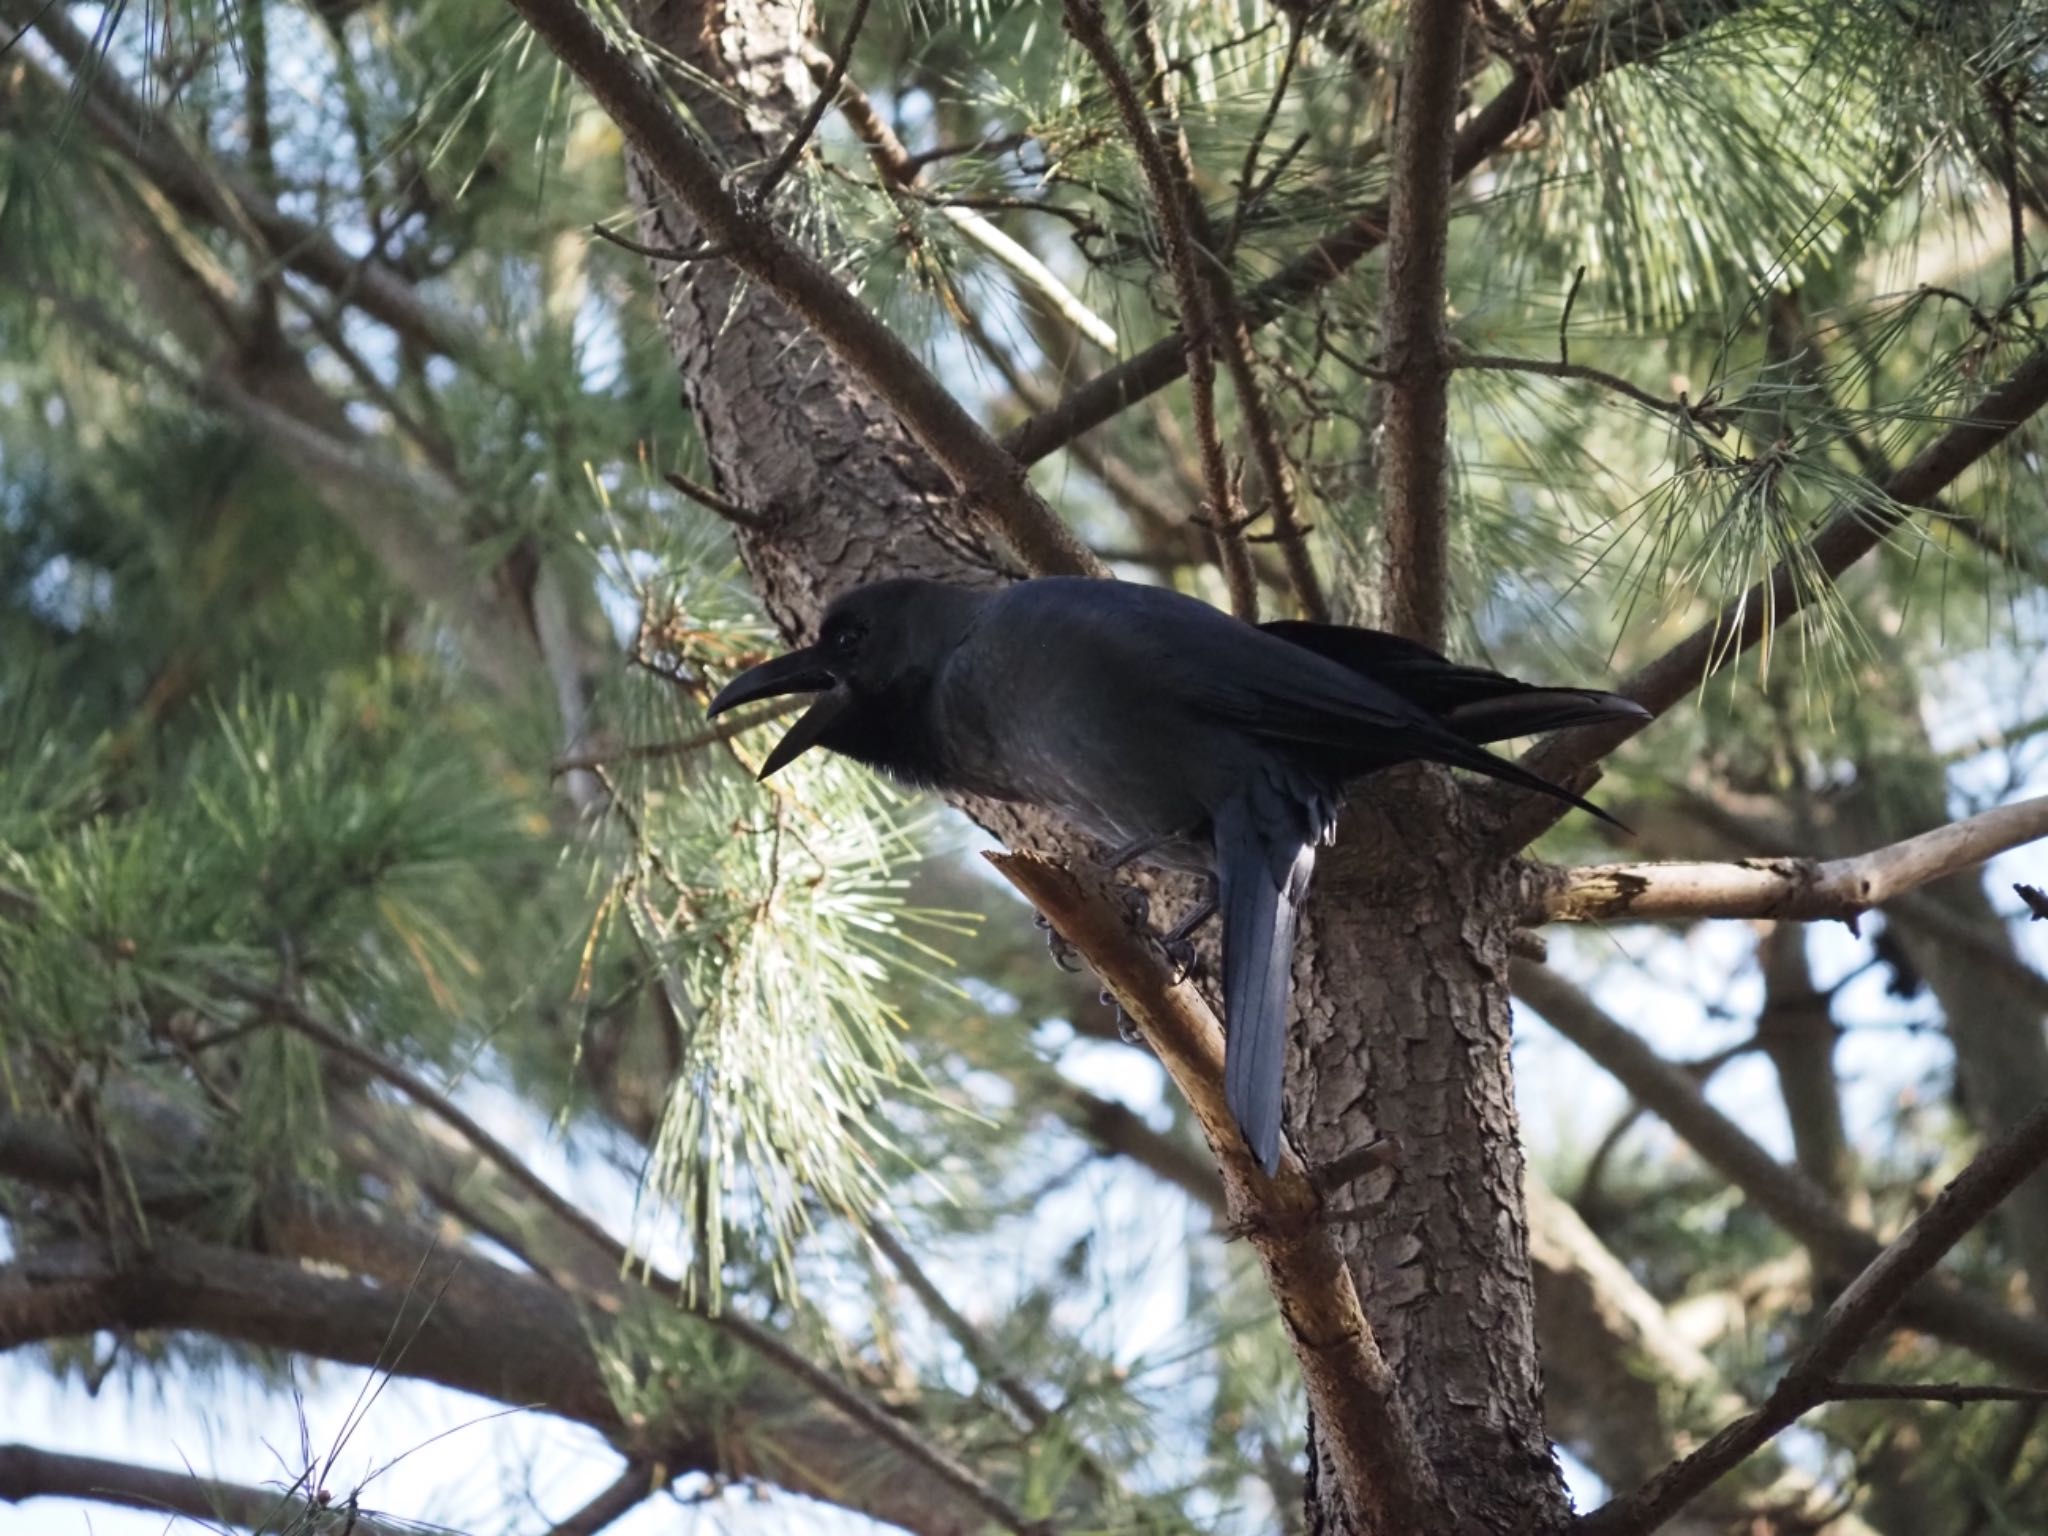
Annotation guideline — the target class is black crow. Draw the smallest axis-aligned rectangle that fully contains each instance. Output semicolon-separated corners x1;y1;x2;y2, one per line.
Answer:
709;577;1646;1173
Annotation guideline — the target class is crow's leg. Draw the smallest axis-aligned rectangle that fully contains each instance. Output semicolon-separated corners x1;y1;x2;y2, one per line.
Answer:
1158;877;1220;982
1033;910;1083;973
1102;832;1176;871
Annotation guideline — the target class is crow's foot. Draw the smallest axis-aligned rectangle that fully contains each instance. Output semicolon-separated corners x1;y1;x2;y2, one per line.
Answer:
1034;911;1083;973
1101;988;1146;1046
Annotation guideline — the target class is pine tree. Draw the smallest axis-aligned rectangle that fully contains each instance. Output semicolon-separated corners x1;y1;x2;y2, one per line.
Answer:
4;1;2048;1533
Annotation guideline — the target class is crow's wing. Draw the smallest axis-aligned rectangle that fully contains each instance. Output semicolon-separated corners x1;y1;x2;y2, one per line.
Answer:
1260;620;1651;744
983;579;1623;824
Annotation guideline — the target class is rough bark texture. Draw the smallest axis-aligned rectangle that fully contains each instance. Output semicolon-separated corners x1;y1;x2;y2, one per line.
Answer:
621;3;1570;1531
1296;782;1571;1534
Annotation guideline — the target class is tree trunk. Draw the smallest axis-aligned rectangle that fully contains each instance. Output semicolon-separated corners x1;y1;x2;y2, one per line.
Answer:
623;3;1570;1530
1299;780;1571;1534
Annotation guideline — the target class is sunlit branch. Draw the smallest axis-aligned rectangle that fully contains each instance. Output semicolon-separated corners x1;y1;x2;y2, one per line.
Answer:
799;45;1118;352
1532;794;2048;926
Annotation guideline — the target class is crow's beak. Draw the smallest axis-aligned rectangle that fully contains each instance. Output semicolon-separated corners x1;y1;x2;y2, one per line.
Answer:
708;646;850;780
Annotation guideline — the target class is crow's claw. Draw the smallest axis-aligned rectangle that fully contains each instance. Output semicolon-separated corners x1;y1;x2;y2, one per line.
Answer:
1161;935;1198;984
1043;919;1083;972
1118;885;1151;928
1101;988;1146;1046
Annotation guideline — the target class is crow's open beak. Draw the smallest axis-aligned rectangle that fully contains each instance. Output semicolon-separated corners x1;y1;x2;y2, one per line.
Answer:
707;646;850;780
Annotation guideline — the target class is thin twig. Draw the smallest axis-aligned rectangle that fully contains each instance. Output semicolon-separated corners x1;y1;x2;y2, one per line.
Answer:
1454;352;1728;435
1559;264;1586;367
1820;1380;2048;1406
550;701;800;775
663;469;765;528
1061;0;1258;618
1579;1086;2048;1535
591;222;727;265
807;50;1117;352
755;0;875;203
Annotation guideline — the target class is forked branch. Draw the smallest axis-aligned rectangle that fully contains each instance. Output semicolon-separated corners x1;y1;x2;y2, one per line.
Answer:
1532;794;2048;926
987;852;1454;1536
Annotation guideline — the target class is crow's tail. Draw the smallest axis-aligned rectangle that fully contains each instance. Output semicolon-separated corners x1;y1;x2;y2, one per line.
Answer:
1214;796;1312;1176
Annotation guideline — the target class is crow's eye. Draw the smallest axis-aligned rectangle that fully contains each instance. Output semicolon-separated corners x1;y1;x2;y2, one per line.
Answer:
828;621;864;656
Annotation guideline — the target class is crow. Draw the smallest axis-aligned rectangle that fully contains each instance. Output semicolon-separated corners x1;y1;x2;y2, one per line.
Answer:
709;577;1646;1172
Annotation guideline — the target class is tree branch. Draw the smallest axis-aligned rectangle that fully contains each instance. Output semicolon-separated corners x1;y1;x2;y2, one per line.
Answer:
499;0;1104;582
545;1460;671;1536
1375;0;1466;646
1512;961;2048;1384
0;1443;418;1536
987;851;1455;1536
1531;793;2048;926
1060;0;1257;619
1000;0;1763;465
1579;1084;2048;1535
1506;339;2048;848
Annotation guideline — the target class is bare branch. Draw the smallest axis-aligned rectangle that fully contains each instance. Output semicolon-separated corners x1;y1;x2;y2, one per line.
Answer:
1001;0;1766;465
1376;0;1467;646
500;0;1104;581
0;1443;419;1536
1060;0;1256;619
664;469;767;529
1453;352;1729;434
987;851;1455;1536
1579;1084;2048;1535
1506;339;2048;848
1532;794;2048;926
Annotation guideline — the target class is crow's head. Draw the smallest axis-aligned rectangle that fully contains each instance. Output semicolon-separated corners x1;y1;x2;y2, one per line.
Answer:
707;579;984;781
